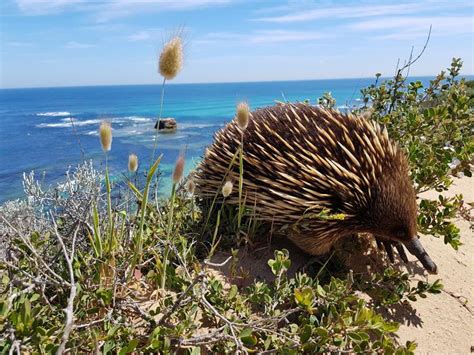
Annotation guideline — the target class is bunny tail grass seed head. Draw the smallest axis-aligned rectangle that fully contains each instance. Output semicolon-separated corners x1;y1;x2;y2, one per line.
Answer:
159;36;183;80
128;154;138;173
99;121;112;152
236;102;250;130
222;181;233;198
185;178;196;195
172;154;185;184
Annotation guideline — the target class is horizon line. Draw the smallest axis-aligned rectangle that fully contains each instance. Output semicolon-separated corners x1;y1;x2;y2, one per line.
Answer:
1;74;473;90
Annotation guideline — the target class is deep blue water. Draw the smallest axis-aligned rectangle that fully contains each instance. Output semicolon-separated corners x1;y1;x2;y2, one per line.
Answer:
0;77;454;203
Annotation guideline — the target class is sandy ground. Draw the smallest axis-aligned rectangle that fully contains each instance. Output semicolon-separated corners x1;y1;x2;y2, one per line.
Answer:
208;176;473;354
395;177;473;354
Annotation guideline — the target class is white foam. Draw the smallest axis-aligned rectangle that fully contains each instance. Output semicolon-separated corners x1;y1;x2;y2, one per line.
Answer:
179;123;221;129
36;115;158;132
37;118;102;128
123;116;152;122
36;111;71;117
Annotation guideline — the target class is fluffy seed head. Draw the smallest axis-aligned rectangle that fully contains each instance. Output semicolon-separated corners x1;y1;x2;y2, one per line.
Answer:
128;154;138;173
159;37;183;80
236;102;250;130
195;103;437;273
185;179;196;195
222;181;233;197
172;154;185;184
99;121;112;152
361;108;374;120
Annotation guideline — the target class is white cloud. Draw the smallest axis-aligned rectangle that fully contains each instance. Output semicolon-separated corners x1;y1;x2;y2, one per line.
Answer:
350;16;473;31
16;0;85;15
253;1;474;23
349;16;473;40
254;3;423;23
126;28;163;42
200;30;327;44
15;0;233;21
95;0;232;22
65;41;96;49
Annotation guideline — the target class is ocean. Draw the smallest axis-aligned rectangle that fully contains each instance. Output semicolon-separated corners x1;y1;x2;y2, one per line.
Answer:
0;77;439;203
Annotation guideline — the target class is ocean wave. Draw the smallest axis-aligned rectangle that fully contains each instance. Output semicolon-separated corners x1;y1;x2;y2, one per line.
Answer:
123;116;152;122
179;123;222;130
37;116;152;129
37;118;102;128
36;111;71;117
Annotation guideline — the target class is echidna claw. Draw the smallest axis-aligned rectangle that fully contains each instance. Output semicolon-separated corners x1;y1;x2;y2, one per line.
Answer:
395;243;409;263
376;239;383;250
375;237;410;264
382;241;395;263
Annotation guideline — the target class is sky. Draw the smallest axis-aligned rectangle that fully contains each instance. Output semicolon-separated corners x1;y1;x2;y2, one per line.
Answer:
0;0;473;88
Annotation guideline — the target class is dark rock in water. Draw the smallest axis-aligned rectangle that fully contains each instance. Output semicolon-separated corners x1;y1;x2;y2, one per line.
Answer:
155;118;177;132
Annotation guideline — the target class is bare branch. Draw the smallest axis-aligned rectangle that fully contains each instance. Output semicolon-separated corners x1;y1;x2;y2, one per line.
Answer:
158;272;205;326
200;288;244;351
0;214;68;286
204;256;232;267
53;217;78;355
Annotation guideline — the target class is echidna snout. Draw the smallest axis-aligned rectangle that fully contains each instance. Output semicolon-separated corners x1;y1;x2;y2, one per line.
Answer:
404;238;438;274
376;236;438;275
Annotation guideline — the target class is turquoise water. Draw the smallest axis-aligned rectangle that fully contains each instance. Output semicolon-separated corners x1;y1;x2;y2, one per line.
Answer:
0;78;440;203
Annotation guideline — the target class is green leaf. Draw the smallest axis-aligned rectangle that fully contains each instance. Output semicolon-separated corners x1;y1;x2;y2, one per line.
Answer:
316;284;326;297
314;327;329;338
103;340;115;354
239;328;257;347
264;336;272;350
300;324;312;343
382;322;400;333
21;298;31;325
228;285;238;300
239;327;253;338
348;331;362;343
294;287;315;308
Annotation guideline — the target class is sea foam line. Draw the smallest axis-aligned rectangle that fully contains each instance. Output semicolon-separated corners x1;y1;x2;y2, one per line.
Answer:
36;111;71;117
36;119;102;128
37;116;154;129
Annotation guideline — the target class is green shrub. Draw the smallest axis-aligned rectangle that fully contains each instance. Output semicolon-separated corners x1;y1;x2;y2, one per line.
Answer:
358;58;472;249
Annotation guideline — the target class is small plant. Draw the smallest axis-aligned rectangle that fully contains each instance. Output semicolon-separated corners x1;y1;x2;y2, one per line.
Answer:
318;91;336;109
356;267;443;305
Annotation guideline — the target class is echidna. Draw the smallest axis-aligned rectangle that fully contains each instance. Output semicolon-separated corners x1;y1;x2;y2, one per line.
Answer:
195;103;437;274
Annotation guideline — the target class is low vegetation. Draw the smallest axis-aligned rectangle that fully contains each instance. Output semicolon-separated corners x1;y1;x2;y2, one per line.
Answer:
0;56;472;353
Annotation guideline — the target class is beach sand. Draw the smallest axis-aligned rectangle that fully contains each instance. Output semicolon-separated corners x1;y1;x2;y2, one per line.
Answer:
208;175;473;353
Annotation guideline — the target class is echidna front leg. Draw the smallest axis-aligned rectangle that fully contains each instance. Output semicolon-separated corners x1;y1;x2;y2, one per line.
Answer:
375;237;409;263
